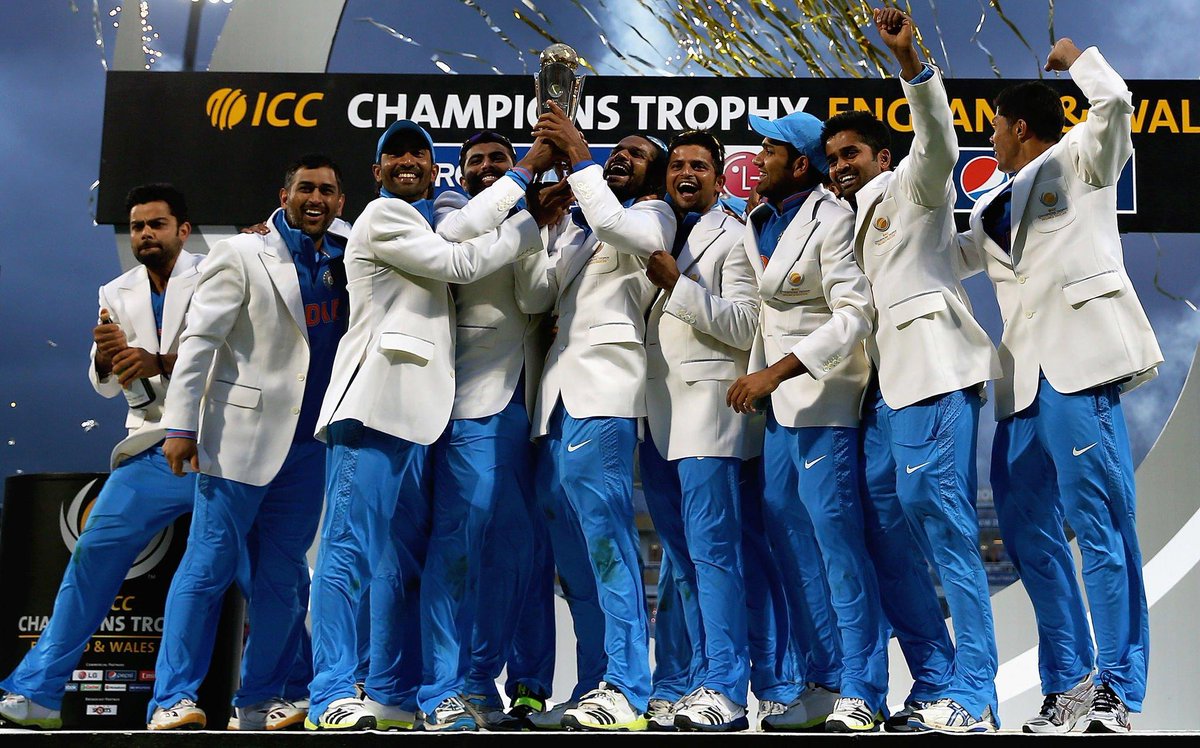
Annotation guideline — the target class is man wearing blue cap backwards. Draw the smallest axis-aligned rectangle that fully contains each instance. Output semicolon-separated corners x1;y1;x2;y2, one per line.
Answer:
821;8;1002;734
724;102;884;730
303;120;556;731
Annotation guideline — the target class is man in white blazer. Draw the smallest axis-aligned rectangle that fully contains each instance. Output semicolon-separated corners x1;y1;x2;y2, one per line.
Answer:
635;130;758;732
148;155;350;732
416;131;564;730
726;110;883;733
960;39;1162;734
821;8;1002;733
0;185;201;731
526;102;675;731
305;121;548;731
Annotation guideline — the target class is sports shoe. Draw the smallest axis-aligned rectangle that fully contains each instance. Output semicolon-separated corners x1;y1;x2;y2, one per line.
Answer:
909;699;997;733
509;683;548;720
761;683;839;732
362;694;416;731
227;697;305;730
645;697;677;731
147;698;207;730
0;693;62;730
423;695;477;731
673;687;749;732
527;700;574;730
561;682;648;731
755;699;787;730
303;697;376;731
1084;683;1131;733
463;692;522;731
1023;672;1094;734
826;696;881;732
884;699;934;732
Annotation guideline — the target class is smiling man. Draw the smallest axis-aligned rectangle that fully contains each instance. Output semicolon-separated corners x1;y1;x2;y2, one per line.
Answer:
821;8;1002;734
147;155;349;732
303;120;550;731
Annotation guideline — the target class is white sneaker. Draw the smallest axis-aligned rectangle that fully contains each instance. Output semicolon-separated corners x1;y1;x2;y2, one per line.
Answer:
755;699;787;731
673;687;748;732
362;694;416;731
527;700;573;730
1024;672;1095;734
227;697;305;730
0;693;62;730
422;695;477;731
824;696;879;732
645;697;676;731
761;683;839;732
303;697;376;731
147;698;207;730
909;699;997;733
562;682;648;731
1084;683;1132;733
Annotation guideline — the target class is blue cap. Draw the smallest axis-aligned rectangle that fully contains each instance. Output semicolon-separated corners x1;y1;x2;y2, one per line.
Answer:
749;112;828;175
376;119;435;162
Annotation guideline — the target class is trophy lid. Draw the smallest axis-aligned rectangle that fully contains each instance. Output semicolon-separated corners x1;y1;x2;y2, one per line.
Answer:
540;43;580;69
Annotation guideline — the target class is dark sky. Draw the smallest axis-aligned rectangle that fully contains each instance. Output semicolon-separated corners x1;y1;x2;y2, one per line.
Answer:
1;0;1197;490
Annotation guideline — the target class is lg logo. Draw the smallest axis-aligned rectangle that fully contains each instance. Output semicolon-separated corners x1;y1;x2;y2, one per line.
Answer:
206;88;324;130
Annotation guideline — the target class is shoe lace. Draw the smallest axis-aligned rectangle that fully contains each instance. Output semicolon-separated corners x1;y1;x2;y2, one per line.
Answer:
1037;692;1060;718
1093;686;1121;714
173;699;197;710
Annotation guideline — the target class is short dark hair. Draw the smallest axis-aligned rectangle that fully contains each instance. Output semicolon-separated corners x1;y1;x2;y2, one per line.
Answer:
994;81;1065;143
125;183;188;224
459;130;516;170
765;138;829;187
668;130;725;173
283;153;343;192
821;110;891;156
636;133;669;197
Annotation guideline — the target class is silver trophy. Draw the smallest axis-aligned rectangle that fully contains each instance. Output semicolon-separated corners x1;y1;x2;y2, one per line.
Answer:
536;43;585;120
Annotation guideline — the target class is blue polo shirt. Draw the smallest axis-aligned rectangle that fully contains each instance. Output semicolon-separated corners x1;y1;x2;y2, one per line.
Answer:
752;189;813;267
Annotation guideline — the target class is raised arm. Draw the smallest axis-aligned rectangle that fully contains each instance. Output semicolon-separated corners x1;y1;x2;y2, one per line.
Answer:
1054;40;1134;188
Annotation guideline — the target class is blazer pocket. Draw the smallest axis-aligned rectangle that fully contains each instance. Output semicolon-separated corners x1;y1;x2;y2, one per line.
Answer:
456;325;497;349
1030;178;1075;233
867;196;903;255
679;358;739;383
584;246;618;275
775;259;822;302
1062;270;1123;307
890;290;947;329
588;321;641;346
379;331;435;364
209;379;262;409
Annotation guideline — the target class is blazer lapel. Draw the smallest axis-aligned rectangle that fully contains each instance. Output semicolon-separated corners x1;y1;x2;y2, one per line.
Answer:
676;210;725;277
260;231;307;339
970;181;1017;267
557;229;600;291
159;251;201;351
758;192;823;299
117;265;158;349
851;174;889;266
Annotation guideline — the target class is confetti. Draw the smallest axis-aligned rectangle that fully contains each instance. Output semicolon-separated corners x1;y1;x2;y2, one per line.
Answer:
47;340;59;348
82;419;100;432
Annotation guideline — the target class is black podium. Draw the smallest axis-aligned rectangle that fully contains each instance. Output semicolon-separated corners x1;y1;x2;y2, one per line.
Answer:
0;472;244;729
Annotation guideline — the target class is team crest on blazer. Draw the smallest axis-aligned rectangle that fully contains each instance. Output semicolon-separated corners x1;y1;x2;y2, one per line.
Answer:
788;272;804;286
1040;191;1059;207
873;216;891;231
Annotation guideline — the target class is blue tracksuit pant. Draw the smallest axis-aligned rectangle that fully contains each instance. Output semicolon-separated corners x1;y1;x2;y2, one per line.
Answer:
537;404;649;712
3;448;195;709
864;386;998;722
647;553;695;702
639;438;749;705
149;438;325;717
992;377;1147;710
307;420;430;720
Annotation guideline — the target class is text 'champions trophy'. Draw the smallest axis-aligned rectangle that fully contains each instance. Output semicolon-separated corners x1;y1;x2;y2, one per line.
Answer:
536;43;585;120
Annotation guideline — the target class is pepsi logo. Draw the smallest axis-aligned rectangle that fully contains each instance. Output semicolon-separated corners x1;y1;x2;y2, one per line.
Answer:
722;149;761;199
960;155;1009;202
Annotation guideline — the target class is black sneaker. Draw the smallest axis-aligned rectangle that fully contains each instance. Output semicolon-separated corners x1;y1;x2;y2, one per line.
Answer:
1084;683;1131;733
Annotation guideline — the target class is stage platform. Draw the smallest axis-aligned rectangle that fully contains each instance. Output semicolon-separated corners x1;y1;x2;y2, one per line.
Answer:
2;728;1193;744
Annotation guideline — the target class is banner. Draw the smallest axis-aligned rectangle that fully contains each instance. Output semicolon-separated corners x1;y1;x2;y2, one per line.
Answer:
98;71;1199;231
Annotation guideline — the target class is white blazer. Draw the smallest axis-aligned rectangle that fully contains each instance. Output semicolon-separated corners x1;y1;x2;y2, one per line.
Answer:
745;188;873;429
163;211;342;486
531;164;676;438
434;181;555;420
645;206;761;460
91;250;203;469
317;195;544;446
961;47;1162;420
849;67;1000;410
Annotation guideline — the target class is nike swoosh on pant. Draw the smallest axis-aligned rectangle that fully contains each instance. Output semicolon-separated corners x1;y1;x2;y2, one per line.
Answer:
804;455;827;469
567;439;592;453
906;461;931;474
1072;442;1098;456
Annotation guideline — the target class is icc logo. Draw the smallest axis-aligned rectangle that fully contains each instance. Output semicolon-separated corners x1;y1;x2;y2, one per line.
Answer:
959;155;1009;203
206;88;323;130
60;479;173;580
722;149;761;200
